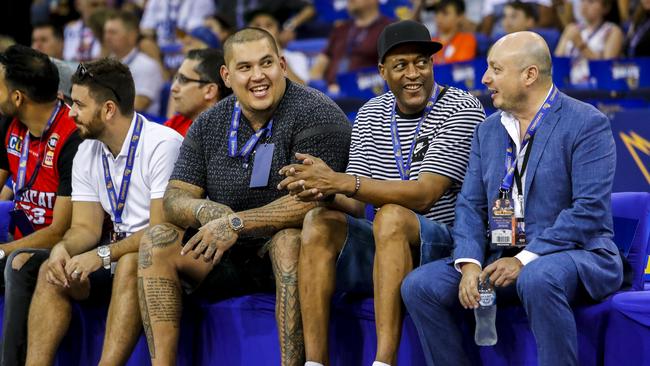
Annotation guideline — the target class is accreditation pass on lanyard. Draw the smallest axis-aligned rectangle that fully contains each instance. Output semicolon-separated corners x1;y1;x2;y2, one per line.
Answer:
490;85;559;248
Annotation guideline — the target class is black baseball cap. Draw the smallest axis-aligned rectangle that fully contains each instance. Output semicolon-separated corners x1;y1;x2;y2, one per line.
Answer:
377;20;443;63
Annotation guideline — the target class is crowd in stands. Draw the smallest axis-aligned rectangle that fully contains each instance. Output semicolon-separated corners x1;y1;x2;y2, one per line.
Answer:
0;0;647;121
0;1;646;366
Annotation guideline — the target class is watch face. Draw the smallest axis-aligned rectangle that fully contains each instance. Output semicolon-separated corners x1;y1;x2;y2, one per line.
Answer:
0;249;5;260
231;217;242;228
98;246;110;257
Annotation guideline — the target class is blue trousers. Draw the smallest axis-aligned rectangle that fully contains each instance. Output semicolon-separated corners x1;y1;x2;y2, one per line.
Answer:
401;252;591;366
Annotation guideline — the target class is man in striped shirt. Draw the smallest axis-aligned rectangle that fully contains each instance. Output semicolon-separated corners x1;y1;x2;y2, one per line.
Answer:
278;20;485;366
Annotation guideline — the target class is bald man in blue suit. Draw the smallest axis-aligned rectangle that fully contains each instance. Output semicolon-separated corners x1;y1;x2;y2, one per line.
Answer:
401;32;624;366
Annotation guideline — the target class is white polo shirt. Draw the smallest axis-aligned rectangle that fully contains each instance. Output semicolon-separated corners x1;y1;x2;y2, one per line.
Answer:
71;114;183;235
121;49;165;116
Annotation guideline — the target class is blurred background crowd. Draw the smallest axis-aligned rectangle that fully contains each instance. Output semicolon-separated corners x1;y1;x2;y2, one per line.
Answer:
0;0;648;121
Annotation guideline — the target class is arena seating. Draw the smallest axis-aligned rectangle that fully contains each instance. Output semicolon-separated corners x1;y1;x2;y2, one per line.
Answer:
0;191;646;365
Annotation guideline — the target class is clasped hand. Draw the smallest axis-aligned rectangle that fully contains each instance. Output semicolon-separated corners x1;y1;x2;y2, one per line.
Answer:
47;244;102;287
277;153;336;201
181;217;238;265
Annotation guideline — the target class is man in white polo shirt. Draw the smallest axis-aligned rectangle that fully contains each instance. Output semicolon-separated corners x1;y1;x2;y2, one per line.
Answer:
24;58;182;366
104;10;164;117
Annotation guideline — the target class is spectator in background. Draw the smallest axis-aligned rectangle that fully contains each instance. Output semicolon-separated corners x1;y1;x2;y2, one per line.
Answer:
87;7;116;59
626;0;650;57
555;0;623;86
138;0;216;72
247;8;310;84
431;0;477;64
63;0;107;62
104;10;164;116
213;0;315;45
139;0;216;47
503;1;538;34
555;0;630;27
412;0;482;34
479;0;557;35
179;26;221;55
205;14;236;45
31;23;65;60
164;49;232;136
310;0;392;94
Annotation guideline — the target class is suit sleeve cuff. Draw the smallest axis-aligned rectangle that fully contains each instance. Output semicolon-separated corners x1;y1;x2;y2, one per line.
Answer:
515;250;539;266
454;258;482;273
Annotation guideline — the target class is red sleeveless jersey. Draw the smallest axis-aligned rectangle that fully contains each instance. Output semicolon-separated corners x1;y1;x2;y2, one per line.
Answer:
4;104;78;238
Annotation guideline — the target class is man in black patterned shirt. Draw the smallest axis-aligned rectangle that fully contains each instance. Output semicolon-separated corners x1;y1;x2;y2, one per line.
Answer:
137;27;351;366
278;20;485;366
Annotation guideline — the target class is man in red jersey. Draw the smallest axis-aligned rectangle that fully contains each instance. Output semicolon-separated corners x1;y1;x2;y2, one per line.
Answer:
0;45;81;366
164;48;232;136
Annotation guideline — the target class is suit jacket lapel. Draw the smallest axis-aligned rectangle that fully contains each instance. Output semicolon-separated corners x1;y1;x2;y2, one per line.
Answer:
524;94;564;198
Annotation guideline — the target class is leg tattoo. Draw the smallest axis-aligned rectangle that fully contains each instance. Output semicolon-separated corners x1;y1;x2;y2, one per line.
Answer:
138;277;155;359
271;230;305;366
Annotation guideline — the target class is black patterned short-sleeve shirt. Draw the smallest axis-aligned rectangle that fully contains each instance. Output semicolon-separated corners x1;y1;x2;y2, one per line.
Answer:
171;80;352;212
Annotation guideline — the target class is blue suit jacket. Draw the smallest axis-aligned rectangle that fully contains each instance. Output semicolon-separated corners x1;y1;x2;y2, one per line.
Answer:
451;91;623;300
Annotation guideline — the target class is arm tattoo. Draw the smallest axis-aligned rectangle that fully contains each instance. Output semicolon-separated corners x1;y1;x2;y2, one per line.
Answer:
238;195;317;239
269;230;305;366
164;186;232;228
138;277;156;358
196;203;234;227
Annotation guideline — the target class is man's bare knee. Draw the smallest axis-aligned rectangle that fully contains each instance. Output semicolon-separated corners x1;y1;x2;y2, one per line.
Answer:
269;229;301;275
11;252;35;271
373;204;418;248
115;252;138;278
301;207;347;248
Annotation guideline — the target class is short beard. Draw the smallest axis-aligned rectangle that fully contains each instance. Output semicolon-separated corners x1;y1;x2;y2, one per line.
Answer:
78;107;106;140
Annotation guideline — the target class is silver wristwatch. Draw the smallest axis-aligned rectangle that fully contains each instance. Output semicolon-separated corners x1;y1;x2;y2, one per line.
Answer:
97;245;111;270
227;213;244;233
0;248;5;261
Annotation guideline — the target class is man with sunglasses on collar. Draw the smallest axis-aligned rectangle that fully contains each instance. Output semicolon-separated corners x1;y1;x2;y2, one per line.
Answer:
0;45;81;366
278;20;485;366
24;58;182;366
164;48;233;137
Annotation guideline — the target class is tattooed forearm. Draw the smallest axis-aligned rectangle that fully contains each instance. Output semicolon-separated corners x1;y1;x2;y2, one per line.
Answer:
270;230;305;366
238;195;317;239
163;185;233;229
138;277;156;358
196;203;234;226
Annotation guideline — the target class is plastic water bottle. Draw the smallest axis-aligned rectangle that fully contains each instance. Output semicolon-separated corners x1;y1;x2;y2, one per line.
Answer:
474;280;498;346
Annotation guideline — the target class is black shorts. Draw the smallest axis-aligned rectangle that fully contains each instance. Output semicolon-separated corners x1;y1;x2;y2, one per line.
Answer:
181;229;275;302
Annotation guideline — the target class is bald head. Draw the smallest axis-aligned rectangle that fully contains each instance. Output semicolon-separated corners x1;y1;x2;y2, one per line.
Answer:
491;31;552;81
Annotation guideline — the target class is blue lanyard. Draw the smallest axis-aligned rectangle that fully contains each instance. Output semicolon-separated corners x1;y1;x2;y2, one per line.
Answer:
228;101;273;162
390;84;441;180
14;101;61;202
101;115;143;225
500;85;559;193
